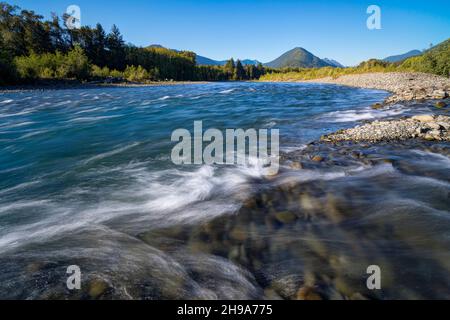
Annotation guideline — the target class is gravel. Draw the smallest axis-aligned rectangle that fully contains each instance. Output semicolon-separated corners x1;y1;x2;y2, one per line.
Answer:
321;114;450;142
306;72;450;104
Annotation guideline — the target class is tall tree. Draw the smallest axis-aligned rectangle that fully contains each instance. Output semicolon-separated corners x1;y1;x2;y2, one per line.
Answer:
47;13;69;52
92;23;107;66
224;58;235;78
234;59;245;80
106;24;125;70
20;9;52;53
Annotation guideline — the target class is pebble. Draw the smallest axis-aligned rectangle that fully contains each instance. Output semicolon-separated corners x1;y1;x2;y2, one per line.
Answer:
274;211;297;224
311;155;324;162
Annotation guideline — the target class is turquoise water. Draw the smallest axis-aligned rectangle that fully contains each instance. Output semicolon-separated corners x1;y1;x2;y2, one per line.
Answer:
0;82;449;299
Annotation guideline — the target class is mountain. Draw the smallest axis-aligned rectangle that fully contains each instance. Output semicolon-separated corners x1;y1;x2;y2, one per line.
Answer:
147;45;259;66
264;47;333;68
147;44;165;49
196;56;260;66
322;58;345;68
240;59;260;66
383;50;422;63
196;55;224;66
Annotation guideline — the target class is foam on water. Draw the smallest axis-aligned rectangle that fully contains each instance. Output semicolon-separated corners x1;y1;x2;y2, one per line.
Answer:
319;104;410;122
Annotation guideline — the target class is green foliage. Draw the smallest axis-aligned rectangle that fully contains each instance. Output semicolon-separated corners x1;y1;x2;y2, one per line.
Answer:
234;60;246;80
91;65;111;78
0;33;17;84
124;65;149;82
400;39;450;76
0;1;265;84
126;46;196;81
261;42;450;81
265;47;331;68
14;45;90;81
3;1;446;85
64;45;90;79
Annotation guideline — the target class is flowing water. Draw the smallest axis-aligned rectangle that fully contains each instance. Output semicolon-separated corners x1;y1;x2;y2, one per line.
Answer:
0;82;449;299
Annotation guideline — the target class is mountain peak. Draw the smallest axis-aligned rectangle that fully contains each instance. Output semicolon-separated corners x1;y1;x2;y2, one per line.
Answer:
264;47;333;68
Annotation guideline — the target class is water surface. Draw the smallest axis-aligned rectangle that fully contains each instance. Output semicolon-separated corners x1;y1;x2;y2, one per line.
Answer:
0;82;449;299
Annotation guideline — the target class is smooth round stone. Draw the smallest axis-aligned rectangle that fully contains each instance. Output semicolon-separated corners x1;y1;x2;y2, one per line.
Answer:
274;211;297;224
435;101;447;108
88;279;109;299
312;155;324;162
371;103;383;110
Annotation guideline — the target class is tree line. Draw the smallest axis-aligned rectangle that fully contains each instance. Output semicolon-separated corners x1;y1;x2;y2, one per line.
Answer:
0;2;267;85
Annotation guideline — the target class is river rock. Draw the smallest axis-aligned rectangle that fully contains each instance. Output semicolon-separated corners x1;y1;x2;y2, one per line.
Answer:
322;115;450;142
296;286;322;300
435;101;447;108
275;211;297;224
411;114;435;122
311;155;324;162
371;103;383;109
88;278;110;299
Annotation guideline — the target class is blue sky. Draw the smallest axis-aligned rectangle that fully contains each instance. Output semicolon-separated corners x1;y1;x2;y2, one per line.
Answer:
10;0;450;66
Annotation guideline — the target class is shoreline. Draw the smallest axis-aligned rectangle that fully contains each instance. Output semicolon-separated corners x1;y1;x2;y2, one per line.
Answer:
275;72;450;143
263;72;450;105
0;80;211;93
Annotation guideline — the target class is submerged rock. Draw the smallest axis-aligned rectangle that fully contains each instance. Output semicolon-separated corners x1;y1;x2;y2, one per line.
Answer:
88;278;110;299
274;211;297;224
296;286;323;300
435;101;447;108
371;103;383;110
311;155;324;162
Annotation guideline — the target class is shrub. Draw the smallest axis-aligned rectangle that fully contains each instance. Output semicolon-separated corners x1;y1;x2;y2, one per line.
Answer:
13;46;90;81
124;65;150;82
64;46;90;79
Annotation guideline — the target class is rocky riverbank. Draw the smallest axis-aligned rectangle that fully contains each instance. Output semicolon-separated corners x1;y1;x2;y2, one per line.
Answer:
321;114;450;143
306;72;450;104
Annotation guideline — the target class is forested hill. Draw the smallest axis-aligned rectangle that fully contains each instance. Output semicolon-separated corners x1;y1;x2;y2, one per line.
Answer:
0;2;266;85
264;47;334;68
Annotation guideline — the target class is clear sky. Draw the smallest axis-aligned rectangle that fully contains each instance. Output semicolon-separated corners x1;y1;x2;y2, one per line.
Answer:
9;0;450;66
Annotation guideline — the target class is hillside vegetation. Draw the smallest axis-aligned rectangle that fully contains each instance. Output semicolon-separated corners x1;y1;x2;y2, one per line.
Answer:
0;2;265;85
264;47;332;68
260;39;450;81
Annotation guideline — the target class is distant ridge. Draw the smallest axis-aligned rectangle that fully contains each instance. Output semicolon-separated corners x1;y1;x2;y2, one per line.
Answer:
147;44;342;69
264;47;334;68
383;50;422;63
196;56;260;66
322;58;345;68
196;55;224;66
